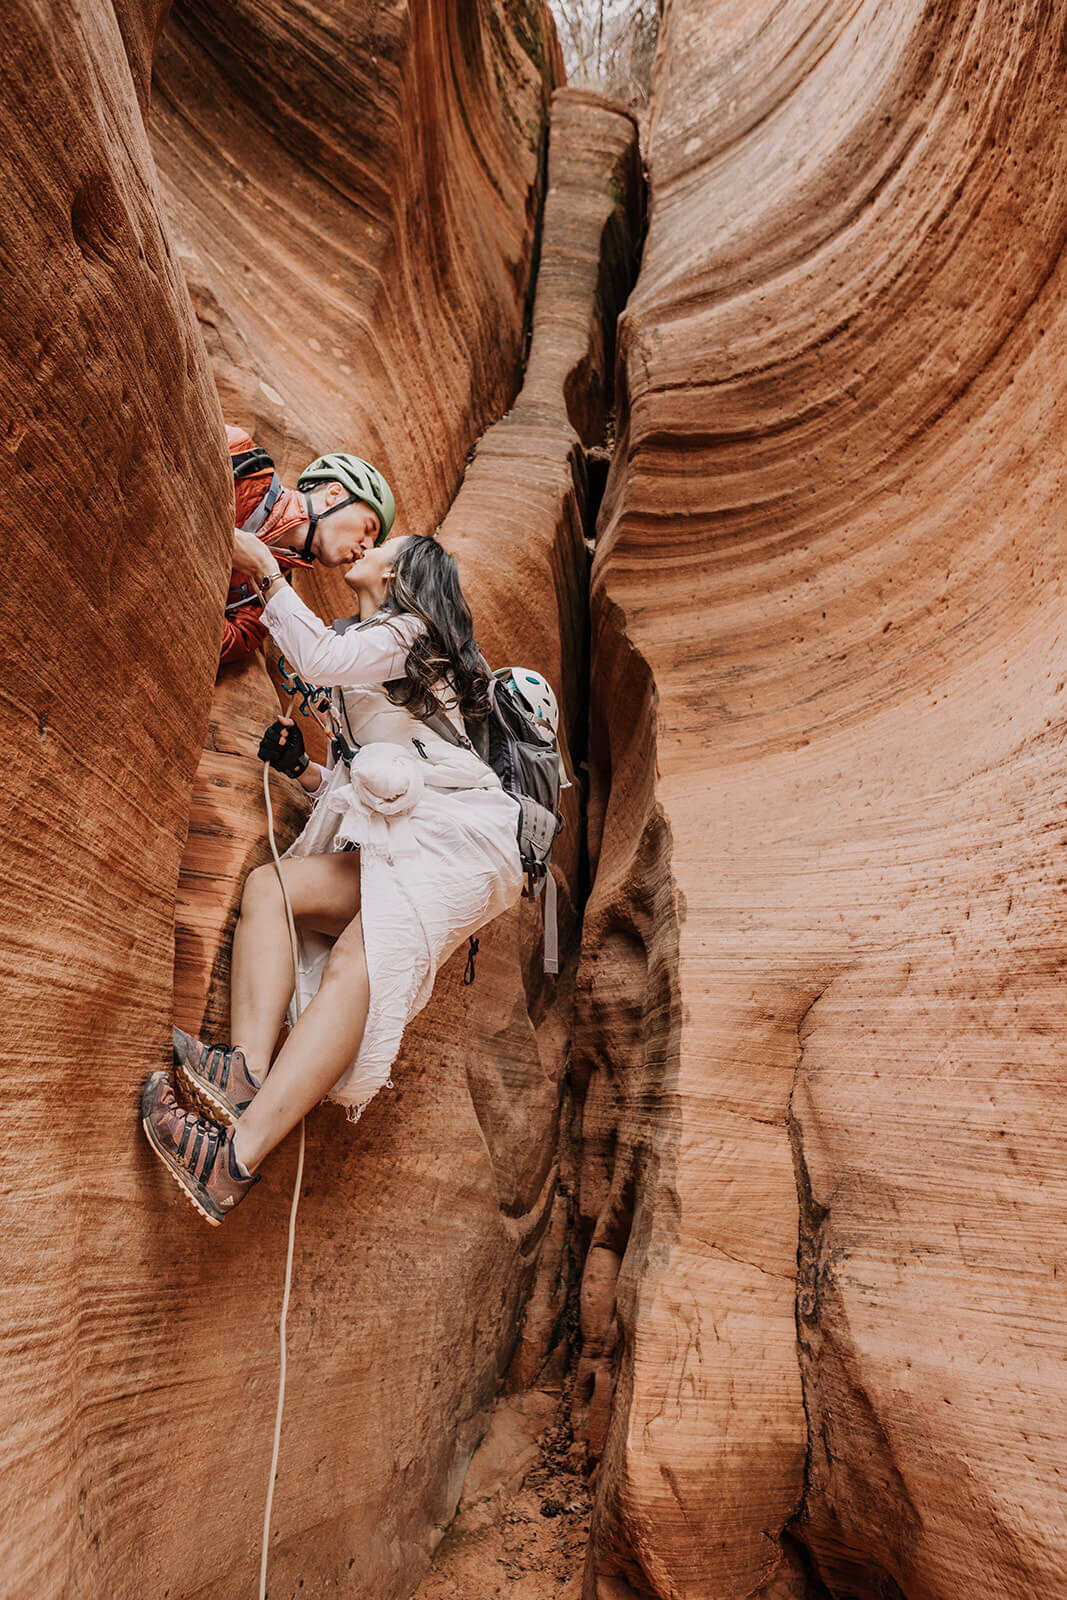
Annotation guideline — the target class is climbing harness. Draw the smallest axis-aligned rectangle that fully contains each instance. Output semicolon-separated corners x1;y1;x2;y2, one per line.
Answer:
278;655;356;768
277;656;333;727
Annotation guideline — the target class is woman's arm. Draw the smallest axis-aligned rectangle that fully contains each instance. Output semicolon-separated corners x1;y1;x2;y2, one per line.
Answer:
232;530;418;685
298;762;329;797
263;585;418;685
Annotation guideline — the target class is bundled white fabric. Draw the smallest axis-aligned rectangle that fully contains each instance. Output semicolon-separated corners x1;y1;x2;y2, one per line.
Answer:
325;744;425;858
289;781;521;1119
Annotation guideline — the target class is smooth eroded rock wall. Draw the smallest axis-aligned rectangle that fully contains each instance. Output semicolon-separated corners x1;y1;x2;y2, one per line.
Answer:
151;0;561;546
581;0;1067;1595
0;3;230;1595
157;4;570;1598
2;3;578;1598
156;0;563;1038
433;82;643;1415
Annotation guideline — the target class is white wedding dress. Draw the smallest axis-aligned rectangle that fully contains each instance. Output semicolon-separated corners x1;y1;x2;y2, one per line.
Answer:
260;584;523;1119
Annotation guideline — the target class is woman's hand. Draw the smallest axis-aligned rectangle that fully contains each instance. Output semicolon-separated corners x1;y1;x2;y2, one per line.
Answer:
233;527;279;582
258;716;309;777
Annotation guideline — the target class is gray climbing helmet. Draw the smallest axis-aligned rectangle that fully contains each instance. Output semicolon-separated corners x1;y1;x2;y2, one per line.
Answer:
297;453;396;548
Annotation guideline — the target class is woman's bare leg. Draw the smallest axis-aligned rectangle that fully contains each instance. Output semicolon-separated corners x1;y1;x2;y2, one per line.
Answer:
230;853;362;1078
231;912;370;1172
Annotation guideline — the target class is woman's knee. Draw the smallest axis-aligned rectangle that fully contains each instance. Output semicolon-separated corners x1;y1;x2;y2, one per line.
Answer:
240;862;283;919
321;917;368;986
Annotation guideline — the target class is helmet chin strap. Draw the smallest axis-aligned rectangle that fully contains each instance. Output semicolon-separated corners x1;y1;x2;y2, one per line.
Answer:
301;490;364;562
300;492;319;562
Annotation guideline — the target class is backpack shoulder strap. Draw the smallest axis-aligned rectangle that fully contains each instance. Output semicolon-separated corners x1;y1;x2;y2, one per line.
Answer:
420;706;473;750
232;445;275;481
240;471;282;533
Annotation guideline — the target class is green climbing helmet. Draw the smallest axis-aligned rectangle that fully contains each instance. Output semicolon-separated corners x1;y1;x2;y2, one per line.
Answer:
297;452;396;544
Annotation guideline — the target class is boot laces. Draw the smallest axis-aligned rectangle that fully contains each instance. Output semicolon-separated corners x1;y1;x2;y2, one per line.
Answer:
203;1041;245;1088
180;1103;225;1154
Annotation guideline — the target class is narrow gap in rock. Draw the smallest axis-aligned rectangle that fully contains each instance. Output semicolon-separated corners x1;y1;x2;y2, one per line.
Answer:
416;93;650;1600
521;112;553;365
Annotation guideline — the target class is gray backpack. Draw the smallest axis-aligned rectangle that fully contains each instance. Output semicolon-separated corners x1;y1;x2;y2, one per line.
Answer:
421;667;564;976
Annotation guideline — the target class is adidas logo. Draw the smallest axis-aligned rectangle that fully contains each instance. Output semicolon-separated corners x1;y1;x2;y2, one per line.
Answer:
222;1196;235;1208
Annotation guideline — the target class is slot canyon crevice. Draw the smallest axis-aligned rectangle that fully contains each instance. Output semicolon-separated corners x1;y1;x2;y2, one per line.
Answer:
1;1;1065;1598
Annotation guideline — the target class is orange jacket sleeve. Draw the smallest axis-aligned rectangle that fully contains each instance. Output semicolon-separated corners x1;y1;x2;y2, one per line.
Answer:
220;605;268;664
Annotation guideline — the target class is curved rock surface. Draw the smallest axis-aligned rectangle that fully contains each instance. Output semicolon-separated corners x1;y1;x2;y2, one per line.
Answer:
579;0;1067;1595
158;12;576;1600
0;4;231;1596
426;75;643;1506
1;3;582;1599
158;0;564;1045
151;0;559;547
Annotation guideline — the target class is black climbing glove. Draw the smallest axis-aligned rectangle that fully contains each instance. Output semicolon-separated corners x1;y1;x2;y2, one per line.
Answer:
258;718;309;778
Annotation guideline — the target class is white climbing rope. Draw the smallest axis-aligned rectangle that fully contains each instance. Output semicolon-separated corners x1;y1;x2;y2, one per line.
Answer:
258;759;306;1600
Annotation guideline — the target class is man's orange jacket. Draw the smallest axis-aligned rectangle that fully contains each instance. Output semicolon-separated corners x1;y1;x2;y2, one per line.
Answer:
223;426;310;664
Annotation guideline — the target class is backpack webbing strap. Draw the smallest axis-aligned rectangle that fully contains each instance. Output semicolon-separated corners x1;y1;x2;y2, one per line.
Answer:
542;869;558;976
419;706;471;750
232;446;275;481
241;472;283;534
425;691;559;973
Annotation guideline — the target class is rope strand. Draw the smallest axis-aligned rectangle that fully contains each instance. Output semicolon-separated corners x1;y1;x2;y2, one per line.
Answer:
258;762;306;1600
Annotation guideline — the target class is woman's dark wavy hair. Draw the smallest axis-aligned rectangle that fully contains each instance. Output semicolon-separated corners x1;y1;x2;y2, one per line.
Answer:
377;536;490;722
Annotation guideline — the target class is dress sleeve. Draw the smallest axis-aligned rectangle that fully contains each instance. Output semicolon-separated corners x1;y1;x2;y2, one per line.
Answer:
261;583;422;686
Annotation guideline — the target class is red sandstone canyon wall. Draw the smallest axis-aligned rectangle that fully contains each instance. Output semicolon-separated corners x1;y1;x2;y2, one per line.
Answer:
579;0;1067;1595
6;0;1065;1594
151;0;561;546
0;3;596;1598
152;0;563;1035
0;3;233;1595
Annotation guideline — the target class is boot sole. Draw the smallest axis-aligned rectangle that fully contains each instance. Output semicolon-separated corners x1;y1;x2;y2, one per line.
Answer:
173;1055;241;1128
141;1078;224;1226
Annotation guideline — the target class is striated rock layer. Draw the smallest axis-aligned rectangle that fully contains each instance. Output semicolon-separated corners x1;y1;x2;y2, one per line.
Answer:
579;0;1067;1596
157;6;569;1600
408;92;642;1600
0;3;232;1596
431;79;642;1415
156;0;564;1040
151;0;560;548
159;36;643;1600
0;4;592;1600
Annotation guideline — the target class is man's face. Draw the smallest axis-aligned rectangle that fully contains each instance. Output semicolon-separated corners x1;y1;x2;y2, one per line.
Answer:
313;486;382;565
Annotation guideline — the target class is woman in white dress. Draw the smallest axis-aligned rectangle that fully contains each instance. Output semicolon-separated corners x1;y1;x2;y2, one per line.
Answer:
141;532;523;1224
